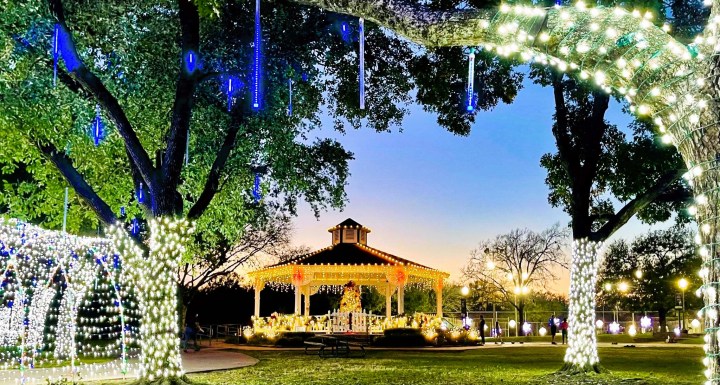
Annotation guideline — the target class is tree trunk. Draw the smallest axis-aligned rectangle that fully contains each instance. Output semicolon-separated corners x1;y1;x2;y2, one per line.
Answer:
562;239;602;373
111;217;193;383
658;307;667;333
682;166;720;383
665;58;720;381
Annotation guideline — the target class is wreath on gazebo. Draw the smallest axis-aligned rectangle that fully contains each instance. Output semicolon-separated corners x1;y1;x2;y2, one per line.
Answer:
339;281;362;313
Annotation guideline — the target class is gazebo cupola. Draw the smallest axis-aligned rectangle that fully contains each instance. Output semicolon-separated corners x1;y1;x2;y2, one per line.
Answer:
328;218;371;245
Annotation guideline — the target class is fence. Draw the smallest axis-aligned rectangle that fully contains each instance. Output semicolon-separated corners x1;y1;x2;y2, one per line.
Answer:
211;308;701;340
445;310;702;336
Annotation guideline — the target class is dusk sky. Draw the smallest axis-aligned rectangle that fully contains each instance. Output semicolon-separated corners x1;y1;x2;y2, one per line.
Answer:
290;69;673;295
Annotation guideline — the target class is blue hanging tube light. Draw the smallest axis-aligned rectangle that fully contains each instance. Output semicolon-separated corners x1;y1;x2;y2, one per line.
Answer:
185;50;197;73
53;24;60;87
137;182;144;204
252;173;262;203
287;79;293;116
130;218;139;236
227;77;235;112
92;104;104;146
359;18;365;110
341;23;351;42
252;0;262;110
466;48;476;112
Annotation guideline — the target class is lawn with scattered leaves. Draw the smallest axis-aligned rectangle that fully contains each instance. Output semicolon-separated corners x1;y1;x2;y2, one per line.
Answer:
189;344;703;385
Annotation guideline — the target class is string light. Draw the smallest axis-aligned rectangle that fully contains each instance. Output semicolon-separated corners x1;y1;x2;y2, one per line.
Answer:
564;240;602;370
109;217;194;381
252;0;262;110
359;18;365;110
0;218;139;383
466;48;476;112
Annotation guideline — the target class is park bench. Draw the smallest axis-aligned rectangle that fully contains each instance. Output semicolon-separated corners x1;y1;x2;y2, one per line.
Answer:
305;336;367;358
344;341;367;358
304;340;329;357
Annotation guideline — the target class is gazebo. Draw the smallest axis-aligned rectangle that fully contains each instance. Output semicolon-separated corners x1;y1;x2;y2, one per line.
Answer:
247;218;450;319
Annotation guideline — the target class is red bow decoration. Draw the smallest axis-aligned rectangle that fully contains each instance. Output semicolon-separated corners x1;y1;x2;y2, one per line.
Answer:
292;266;305;286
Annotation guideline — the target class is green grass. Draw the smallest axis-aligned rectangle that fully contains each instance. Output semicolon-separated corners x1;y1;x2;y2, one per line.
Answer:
186;345;704;385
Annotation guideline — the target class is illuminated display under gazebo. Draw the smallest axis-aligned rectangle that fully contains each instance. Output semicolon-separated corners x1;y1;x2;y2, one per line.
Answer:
247;218;449;319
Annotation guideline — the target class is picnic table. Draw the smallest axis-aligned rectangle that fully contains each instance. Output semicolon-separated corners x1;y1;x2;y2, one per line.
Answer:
303;335;367;358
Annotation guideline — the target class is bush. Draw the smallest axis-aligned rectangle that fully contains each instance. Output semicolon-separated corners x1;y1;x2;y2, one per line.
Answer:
224;335;246;344
275;332;317;347
373;328;427;347
246;334;276;346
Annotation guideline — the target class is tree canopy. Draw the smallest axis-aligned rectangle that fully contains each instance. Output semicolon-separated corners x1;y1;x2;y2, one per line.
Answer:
598;226;702;325
0;0;524;244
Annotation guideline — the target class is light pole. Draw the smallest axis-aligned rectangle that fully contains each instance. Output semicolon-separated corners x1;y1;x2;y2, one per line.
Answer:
513;274;529;336
460;286;469;329
603;282;612;325
678;278;688;331
617;281;629;326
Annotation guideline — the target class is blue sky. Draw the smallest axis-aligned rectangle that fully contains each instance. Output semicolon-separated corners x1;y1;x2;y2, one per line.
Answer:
290;70;671;294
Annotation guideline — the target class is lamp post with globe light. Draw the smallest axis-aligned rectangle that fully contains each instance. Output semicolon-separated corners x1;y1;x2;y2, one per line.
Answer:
601;281;630;333
511;273;529;336
678;278;688;331
460;286;470;330
613;281;629;324
483;252;529;337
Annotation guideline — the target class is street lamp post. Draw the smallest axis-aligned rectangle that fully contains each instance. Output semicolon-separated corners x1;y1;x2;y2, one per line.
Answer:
460;286;469;329
602;281;629;333
513;274;529;336
678;278;688;331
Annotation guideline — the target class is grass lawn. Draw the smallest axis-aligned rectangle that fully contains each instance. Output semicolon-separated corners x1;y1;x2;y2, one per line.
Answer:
188;345;704;385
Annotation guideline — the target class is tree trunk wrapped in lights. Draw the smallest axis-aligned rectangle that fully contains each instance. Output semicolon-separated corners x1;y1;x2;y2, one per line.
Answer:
687;165;720;383
563;240;602;373
110;218;194;382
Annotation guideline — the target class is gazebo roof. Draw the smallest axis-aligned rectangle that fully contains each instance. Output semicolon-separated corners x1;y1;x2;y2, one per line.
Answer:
327;218;371;233
266;242;435;270
247;219;449;287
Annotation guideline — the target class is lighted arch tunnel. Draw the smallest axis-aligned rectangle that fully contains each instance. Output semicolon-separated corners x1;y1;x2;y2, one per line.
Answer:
0;218;140;382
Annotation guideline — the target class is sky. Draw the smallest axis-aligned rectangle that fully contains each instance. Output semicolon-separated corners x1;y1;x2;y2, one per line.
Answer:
288;70;673;295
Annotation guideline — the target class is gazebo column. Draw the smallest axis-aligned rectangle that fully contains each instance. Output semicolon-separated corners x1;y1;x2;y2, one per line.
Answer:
385;285;393;318
254;280;263;317
435;278;443;318
294;285;301;315
397;285;405;315
303;286;311;316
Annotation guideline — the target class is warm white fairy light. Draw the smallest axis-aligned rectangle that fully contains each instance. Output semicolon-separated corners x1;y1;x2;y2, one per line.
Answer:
0;218;140;383
110;217;194;381
564;240;602;369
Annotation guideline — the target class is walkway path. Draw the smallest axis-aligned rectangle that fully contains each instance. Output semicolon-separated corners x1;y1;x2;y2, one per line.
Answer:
0;348;258;385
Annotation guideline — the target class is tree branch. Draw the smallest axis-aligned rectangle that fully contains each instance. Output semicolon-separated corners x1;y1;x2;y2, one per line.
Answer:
47;0;156;191
579;90;610;180
187;114;246;220
35;141;117;226
595;168;687;240
162;0;201;194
